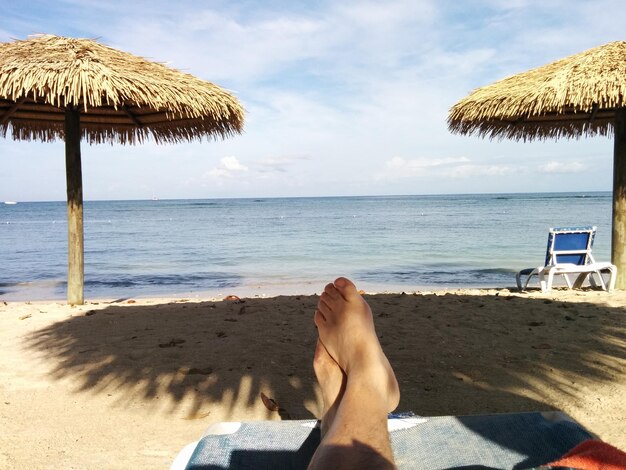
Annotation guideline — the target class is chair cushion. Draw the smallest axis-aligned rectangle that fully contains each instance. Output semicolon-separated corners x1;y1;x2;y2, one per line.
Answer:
184;412;593;469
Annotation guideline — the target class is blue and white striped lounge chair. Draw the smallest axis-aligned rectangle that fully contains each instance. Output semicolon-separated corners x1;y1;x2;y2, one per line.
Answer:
516;226;617;292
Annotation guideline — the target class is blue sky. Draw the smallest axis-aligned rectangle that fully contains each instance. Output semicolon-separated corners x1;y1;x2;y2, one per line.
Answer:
0;0;623;201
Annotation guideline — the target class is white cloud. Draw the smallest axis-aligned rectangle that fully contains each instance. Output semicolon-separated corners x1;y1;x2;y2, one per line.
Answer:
205;156;248;178
256;155;310;173
221;156;248;171
373;156;477;183
538;161;586;174
377;156;520;182
443;164;520;179
386;156;470;171
0;0;619;200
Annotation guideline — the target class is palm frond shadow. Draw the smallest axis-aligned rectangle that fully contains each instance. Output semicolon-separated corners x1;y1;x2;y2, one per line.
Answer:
26;292;626;428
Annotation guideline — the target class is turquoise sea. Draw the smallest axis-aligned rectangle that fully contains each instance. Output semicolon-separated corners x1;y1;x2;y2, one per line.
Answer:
0;192;613;300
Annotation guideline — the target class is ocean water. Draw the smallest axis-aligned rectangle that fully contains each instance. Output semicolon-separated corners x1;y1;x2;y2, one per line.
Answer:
0;192;613;300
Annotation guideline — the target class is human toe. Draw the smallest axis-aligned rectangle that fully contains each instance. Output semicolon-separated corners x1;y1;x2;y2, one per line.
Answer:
319;292;336;311
334;277;359;299
314;309;326;327
323;282;341;300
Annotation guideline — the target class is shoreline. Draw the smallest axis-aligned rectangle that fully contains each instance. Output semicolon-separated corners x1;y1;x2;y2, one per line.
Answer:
1;287;624;468
2;286;623;312
0;287;516;306
0;278;551;304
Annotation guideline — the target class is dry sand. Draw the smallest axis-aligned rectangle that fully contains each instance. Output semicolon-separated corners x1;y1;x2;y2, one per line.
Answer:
1;286;625;469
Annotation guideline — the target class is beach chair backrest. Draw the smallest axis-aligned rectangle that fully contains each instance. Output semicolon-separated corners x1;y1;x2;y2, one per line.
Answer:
545;226;596;266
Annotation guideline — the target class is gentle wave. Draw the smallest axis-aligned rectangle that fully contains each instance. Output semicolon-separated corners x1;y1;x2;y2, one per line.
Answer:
85;272;242;288
357;267;516;286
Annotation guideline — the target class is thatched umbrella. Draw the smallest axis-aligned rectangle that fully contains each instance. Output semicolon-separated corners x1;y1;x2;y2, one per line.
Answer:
448;41;626;288
0;35;244;304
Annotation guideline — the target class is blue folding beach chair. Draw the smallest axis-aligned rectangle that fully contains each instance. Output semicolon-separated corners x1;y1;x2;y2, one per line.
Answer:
516;226;616;292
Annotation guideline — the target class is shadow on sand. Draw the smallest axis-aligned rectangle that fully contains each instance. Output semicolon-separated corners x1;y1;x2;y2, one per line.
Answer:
26;291;626;455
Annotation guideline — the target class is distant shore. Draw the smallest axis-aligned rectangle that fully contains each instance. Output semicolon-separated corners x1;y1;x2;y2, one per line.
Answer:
1;286;625;468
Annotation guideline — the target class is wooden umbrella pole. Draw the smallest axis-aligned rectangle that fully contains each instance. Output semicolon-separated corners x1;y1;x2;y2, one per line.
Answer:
612;108;626;290
65;106;84;305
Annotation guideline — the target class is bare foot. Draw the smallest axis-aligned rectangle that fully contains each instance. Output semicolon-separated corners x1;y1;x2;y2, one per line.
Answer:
314;277;400;413
313;339;346;437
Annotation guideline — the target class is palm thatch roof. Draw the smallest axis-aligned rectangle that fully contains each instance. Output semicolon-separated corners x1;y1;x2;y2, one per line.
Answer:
448;41;626;141
0;34;244;144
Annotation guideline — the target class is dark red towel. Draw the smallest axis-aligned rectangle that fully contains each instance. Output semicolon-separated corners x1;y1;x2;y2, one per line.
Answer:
547;440;626;469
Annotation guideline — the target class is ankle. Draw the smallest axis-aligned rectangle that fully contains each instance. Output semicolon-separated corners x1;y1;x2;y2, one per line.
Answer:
344;343;385;373
346;366;389;396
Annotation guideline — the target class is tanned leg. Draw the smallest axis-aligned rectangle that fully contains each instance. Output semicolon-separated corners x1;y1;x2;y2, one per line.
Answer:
308;277;400;470
313;339;346;438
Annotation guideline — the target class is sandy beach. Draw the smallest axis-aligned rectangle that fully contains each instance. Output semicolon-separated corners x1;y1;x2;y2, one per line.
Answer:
1;286;625;469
